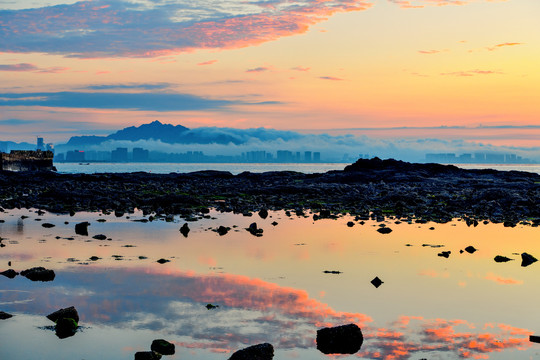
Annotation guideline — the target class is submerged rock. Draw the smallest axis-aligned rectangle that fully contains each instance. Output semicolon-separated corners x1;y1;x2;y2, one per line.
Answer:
41;223;55;228
151;339;175;355
521;253;537;267
180;223;190;238
156;258;170;264
316;323;363;354
21;267;55;282
228;343;274;360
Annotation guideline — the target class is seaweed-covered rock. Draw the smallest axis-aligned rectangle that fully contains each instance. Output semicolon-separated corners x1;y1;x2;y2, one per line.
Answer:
228;343;274;360
316;324;363;354
21;267;55;282
55;317;78;339
151;339;175;355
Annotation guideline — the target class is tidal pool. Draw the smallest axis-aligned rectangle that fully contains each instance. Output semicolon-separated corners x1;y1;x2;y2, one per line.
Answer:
0;208;539;360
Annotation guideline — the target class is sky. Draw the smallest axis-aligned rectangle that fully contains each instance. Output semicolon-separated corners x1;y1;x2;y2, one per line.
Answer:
0;0;539;157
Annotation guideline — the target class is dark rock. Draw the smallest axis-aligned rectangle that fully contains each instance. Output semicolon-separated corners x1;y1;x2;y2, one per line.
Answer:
92;234;107;240
41;223;55;228
55;317;78;339
228;343;274;360
21;267;55;281
465;246;477;254
377;227;392;234
271;221;278;226
1;269;18;278
346;221;355;227
246;222;263;237
206;303;219;310
75;222;90;236
216;226;230;236
135;351;162;360
89;256;100;261
316;323;363;354
47;306;80;323
151;339;175;355
0;311;13;320
324;270;342;274
115;209;125;217
438;251;451;258
371;276;383;288
494;255;513;263
258;208;269;219
157;258;170;264
180;223;190;237
521;252;537;267
530;335;540;343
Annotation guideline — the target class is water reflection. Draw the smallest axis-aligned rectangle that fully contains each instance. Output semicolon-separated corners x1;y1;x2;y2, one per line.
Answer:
1;209;539;359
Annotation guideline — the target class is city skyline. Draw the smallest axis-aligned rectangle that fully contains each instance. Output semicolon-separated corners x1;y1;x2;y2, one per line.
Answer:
1;0;539;154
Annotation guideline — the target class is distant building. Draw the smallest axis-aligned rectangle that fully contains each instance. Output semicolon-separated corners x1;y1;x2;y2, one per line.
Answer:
276;150;294;162
66;150;85;162
304;151;312;162
313;152;321;162
111;147;128;162
133;147;149;162
36;137;44;151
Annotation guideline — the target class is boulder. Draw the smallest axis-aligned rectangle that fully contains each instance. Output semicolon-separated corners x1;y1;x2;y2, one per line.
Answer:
151;339;175;355
47;306;79;323
494;255;512;263
41;223;55;228
438;251;451;258
316;324;363;354
464;246;477;254
377;227;392;234
21;267;55;282
216;226;230;236
1;269;18;279
228;343;274;360
521;253;537;267
258;209;269;219
180;223;190;237
246;222;263;237
55;317;78;339
92;234;107;240
0;311;13;320
134;351;162;360
75;222;90;236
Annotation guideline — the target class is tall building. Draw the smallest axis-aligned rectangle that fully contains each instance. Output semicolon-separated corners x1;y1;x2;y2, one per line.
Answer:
133;147;149;162
313;152;321;162
111;147;128;162
304;151;312;162
36;137;44;151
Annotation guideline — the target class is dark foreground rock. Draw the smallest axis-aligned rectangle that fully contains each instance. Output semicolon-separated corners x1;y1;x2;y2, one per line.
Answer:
151;339;175;355
135;351;162;360
21;267;55;281
1;269;18;278
316;323;363;354
47;306;79;339
521;253;537;267
0;311;13;319
228;343;274;360
47;306;80;323
180;223;190;237
75;222;90;236
0;158;538;224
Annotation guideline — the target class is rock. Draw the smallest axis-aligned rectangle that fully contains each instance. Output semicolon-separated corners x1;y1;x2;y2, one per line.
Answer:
151;339;175;355
47;306;79;323
316;323;363;354
21;267;55;281
530;335;540;343
228;343;274;360
271;221;278;226
324;270;342;274
1;269;18;278
346;221;355;227
216;226;230;236
89;256;100;261
246;222;263;237
465;246;477;254
0;311;13;320
370;276;383;288
115;209;125;217
75;222;90;236
55;317;78;339
206;303;219;310
134;351;162;360
438;251;451;258
494;255;513;263
521;252;537;267
157;258;170;264
92;234;107;240
258;209;269;219
377;227;392;234
41;223;55;228
180;223;190;237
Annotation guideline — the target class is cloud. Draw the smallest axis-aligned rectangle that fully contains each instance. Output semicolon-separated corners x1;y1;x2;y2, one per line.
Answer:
197;60;218;66
0;63;69;73
0;119;41;125
441;69;503;77
291;66;310;72
319;76;344;81
418;49;443;54
389;0;490;9
0;91;240;111
246;67;270;73
0;0;375;58
487;42;523;51
485;272;523;285
82;83;173;91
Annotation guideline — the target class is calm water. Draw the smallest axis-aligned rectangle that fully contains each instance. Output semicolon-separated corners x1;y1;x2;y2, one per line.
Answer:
54;162;540;175
0;209;539;359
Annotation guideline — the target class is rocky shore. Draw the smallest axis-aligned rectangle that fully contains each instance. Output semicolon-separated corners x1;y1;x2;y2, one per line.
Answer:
0;158;538;225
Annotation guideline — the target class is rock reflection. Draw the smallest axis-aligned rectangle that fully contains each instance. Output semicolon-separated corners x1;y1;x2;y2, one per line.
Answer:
1;267;533;359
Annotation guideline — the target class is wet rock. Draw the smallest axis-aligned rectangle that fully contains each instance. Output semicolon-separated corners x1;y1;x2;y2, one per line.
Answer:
521;253;537;267
494;255;513;263
371;276;383;288
530;335;540;343
346;221;355;227
151;339;175;355
377;227;392;234
115;209;125;218
271;221;278;226
316;323;363;355
246;222;263;237
258;208;269;219
438;251;451;258
465;246;477;254
180;223;190;237
157;258;170;264
41;223;55;228
135;351;162;360
216;226;230;236
21;267;55;281
75;222;90;236
0;311;13;320
92;234;107;240
228;343;274;360
89;256;100;261
206;303;219;310
55;317;78;339
47;306;80;323
1;269;18;278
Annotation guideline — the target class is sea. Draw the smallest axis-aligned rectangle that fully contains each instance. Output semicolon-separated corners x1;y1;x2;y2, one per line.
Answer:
54;162;540;175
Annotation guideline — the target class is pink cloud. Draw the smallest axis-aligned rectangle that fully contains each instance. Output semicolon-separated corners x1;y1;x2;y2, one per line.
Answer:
487;42;524;51
319;76;344;81
246;66;270;73
418;49;443;54
485;272;523;285
0;63;69;73
441;69;503;77
291;66;311;72
197;60;218;66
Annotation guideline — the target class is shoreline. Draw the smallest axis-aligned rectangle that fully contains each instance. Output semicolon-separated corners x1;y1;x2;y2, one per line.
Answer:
1;158;539;226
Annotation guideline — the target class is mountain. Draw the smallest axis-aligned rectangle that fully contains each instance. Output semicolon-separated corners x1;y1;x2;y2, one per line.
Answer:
0;140;37;152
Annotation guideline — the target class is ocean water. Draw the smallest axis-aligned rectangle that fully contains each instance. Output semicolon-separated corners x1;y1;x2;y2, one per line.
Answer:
54;162;540;175
0;209;538;360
